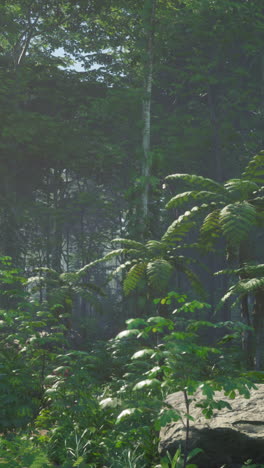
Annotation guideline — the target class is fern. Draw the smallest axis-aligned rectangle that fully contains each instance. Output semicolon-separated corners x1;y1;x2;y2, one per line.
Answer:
218;277;264;310
224;178;259;200
242;151;264;185
216;261;264;313
77;249;126;276
123;262;147;295
146;259;173;293
166;190;225;209
162;203;220;244
216;264;264;278
219;201;257;246
199;209;221;246
165;173;226;193
111;238;145;250
145;240;167;256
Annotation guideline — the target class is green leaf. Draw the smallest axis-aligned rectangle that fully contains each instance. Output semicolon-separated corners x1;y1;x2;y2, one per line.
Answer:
116;329;139;339
133;378;161;391
165;173;226;194
155;409;181;430
242;151;264;185
166;190;224;210
146;259;173;292
123;262;147;295
116;408;137;422
219;201;257;245
131;349;154;359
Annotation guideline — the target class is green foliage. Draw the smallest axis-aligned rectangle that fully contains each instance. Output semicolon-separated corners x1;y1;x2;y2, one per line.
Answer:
216;263;264;308
165;153;264;253
0;434;52;468
79;236;202;299
157;447;202;468
35;349;111;466
242;151;264;185
0;257;68;432
165;174;225;194
106;294;254;466
219;201;257;247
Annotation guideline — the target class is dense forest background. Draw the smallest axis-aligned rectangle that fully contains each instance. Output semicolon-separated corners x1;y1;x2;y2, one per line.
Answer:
1;1;264;467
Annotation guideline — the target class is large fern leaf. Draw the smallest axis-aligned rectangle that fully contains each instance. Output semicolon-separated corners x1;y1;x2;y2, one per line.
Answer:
216;264;264;279
224;179;259;200
242;151;264;185
77;249;126;276
219;201;257;246
123;262;147;295
166;191;225;210
145;240;167;256
165;173;226;194
218;278;264;309
146;259;173;293
162;203;220;244
111;238;145;250
199;209;221;246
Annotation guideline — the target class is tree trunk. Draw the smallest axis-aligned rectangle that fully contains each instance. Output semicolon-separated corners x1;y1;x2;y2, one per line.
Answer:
140;0;156;236
207;85;223;182
253;290;264;370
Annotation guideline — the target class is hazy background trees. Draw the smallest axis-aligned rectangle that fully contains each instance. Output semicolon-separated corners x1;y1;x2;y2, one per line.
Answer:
1;0;264;340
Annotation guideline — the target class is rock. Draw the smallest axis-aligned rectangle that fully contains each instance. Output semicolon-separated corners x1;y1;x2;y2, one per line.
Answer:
159;384;264;468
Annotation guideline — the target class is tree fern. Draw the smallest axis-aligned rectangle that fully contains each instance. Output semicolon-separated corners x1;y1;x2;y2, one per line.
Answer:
111;238;145;250
224;179;259;200
77;249;126;276
166;190;225;210
165;152;264;258
242;151;264;185
199;209;221;247
217;276;264;311
162;203;220;244
219;201;257;246
123;262;147;295
216;264;264;278
145;240;167;256
146;259;173;293
165;173;225;194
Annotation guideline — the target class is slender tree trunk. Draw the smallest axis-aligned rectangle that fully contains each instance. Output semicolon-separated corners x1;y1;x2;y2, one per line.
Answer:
141;0;156;234
207;85;223;181
253;291;264;370
51;169;63;272
238;243;254;368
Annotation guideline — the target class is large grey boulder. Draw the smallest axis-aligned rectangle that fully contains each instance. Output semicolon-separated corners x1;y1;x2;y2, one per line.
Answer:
159;385;264;468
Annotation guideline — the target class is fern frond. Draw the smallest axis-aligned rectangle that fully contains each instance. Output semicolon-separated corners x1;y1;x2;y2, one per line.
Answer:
219;202;257;246
165;173;226;194
146;240;167;256
162;203;220;244
242;151;264;185
146;259;173;293
199;209;221;246
111;238;145;250
77;249;126;276
224;179;259;200
216;285;237;310
216;264;264;278
235;277;264;294
217;276;264;311
123;262;147;295
166;191;225;210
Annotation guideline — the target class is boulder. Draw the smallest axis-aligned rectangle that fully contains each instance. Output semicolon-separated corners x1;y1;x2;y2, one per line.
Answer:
159;384;264;468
